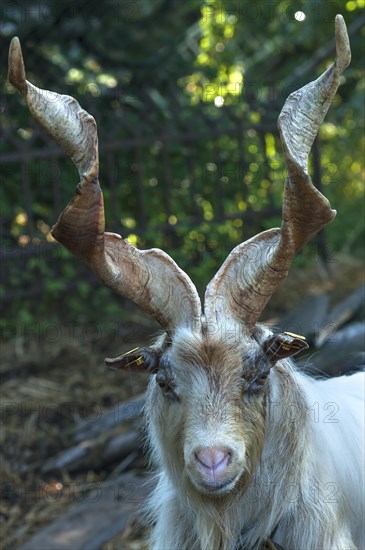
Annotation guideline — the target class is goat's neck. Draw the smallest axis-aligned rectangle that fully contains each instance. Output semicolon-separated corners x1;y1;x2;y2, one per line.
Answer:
238;363;314;545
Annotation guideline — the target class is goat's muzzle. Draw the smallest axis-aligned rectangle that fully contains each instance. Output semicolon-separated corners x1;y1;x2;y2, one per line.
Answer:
189;445;244;495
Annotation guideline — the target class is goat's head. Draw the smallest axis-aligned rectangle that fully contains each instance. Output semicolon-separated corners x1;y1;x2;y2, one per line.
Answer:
107;322;308;497
8;16;350;499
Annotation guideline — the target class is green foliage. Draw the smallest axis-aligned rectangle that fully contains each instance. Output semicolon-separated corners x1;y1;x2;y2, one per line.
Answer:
1;0;364;332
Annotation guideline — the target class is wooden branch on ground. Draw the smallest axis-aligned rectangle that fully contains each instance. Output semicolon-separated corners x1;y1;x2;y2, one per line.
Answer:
42;429;141;474
19;472;152;550
74;393;145;443
316;283;365;346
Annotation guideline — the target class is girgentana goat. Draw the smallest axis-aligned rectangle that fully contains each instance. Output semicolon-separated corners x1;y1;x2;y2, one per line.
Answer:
8;15;364;550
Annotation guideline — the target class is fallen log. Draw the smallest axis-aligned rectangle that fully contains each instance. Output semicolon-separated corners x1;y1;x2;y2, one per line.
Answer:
276;294;329;343
19;472;151;550
42;429;141;474
316;283;365;346
299;321;365;376
74;393;145;443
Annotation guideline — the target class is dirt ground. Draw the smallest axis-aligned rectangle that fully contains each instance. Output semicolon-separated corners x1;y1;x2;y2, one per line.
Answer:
1;254;364;549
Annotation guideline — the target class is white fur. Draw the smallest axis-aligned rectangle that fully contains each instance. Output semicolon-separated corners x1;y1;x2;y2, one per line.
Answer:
244;369;365;550
145;364;364;550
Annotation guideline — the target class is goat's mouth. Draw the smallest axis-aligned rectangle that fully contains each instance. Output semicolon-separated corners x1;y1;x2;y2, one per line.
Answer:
192;475;239;496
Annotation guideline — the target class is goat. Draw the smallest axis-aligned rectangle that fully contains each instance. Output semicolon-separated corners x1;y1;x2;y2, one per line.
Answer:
8;15;364;550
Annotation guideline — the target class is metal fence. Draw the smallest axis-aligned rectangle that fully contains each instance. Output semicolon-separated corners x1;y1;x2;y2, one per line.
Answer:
2;82;284;240
1;82;307;312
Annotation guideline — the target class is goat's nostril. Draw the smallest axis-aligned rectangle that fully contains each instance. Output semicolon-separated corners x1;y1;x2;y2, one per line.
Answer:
195;447;232;472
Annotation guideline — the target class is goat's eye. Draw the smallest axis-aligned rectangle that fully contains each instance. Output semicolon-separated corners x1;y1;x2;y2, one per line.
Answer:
155;375;178;400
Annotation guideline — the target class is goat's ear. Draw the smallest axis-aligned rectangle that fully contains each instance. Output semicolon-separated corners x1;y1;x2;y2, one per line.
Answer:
264;332;308;363
105;347;160;373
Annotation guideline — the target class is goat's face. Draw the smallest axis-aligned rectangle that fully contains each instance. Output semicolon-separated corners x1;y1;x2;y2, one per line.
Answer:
146;327;270;497
108;324;306;498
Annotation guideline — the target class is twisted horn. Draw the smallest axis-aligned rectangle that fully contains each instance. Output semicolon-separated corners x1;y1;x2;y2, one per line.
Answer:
8;37;202;331
204;15;351;332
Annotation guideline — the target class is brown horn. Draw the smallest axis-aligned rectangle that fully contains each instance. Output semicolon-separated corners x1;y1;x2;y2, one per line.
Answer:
204;15;351;332
8;37;202;332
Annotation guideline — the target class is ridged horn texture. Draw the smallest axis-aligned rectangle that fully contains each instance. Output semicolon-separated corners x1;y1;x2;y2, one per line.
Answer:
8;37;202;332
204;15;351;333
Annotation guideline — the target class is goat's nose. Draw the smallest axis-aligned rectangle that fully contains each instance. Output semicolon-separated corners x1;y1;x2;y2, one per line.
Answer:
195;447;232;479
